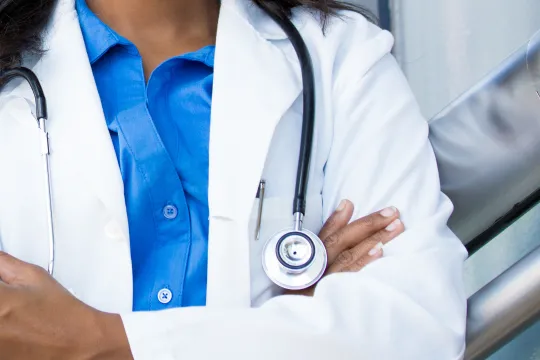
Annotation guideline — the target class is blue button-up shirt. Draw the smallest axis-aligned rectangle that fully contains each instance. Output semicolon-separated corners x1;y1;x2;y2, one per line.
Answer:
77;0;214;311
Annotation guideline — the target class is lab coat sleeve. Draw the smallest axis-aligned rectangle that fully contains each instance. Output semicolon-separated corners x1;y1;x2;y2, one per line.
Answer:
120;21;467;360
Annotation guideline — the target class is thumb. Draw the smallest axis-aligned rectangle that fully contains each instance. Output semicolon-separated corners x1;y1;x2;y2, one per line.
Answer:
318;199;354;240
0;251;36;285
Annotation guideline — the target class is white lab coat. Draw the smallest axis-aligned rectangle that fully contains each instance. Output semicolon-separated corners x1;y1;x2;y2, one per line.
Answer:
0;0;467;358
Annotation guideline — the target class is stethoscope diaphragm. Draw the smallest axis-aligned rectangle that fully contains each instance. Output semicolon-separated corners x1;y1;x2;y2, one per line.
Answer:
262;226;327;290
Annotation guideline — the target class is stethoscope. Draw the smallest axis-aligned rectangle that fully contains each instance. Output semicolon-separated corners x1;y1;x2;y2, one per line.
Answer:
0;7;327;290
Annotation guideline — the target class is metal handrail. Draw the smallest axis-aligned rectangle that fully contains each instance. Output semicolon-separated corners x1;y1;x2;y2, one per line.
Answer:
429;30;540;253
465;245;540;360
428;29;540;357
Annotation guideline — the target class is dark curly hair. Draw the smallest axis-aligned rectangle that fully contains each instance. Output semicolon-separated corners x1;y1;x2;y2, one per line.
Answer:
0;0;374;70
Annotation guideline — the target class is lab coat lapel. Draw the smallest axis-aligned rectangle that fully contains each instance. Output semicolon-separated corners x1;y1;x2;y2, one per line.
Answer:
207;0;302;306
209;0;302;219
30;0;129;238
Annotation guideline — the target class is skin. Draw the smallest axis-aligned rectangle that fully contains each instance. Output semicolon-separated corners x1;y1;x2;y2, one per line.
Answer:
87;0;221;78
0;2;406;358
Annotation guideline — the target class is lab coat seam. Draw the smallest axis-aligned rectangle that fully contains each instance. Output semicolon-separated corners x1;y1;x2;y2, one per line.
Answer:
332;31;394;99
332;55;402;132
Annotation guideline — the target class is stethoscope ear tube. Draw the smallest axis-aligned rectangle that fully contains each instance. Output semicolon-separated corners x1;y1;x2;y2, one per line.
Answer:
0;67;48;121
258;6;316;217
1;67;54;275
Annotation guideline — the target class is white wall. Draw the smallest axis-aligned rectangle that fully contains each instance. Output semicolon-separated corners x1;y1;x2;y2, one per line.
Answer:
392;0;540;118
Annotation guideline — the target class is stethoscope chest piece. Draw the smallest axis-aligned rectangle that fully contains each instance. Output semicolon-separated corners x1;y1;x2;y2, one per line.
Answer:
262;227;327;290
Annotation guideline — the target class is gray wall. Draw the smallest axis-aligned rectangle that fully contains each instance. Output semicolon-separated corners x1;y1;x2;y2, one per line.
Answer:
355;0;378;15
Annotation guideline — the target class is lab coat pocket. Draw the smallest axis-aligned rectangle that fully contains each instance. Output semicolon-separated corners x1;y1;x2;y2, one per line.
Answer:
249;194;323;306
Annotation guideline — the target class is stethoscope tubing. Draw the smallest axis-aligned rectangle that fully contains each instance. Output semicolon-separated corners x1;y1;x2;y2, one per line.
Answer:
258;6;316;217
0;68;48;120
0;68;55;275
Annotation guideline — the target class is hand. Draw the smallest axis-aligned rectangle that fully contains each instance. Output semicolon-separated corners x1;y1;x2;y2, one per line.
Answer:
0;252;133;360
288;200;404;296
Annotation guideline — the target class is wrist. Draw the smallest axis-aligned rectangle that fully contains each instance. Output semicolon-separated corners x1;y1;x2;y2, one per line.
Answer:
88;311;134;360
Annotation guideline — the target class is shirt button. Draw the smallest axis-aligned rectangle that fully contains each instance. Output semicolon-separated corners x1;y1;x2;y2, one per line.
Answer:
157;288;173;304
163;205;178;220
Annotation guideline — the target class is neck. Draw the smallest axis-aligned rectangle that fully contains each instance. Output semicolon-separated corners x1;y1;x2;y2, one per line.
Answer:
87;0;220;76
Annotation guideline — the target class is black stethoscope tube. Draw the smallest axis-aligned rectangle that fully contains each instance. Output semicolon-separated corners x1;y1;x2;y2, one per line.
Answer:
0;67;48;121
259;7;316;217
1;67;55;275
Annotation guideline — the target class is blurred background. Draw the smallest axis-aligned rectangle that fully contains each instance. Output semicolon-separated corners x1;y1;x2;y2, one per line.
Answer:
350;0;540;359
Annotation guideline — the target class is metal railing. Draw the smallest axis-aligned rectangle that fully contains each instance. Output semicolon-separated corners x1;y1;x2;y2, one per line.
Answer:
429;29;540;357
465;245;540;360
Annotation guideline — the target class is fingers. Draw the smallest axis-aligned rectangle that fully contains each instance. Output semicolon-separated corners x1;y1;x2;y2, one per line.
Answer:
327;218;404;274
323;206;400;265
339;243;384;273
318;200;354;240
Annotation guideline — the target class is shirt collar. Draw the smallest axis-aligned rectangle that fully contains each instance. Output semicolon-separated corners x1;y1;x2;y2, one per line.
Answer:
76;0;125;64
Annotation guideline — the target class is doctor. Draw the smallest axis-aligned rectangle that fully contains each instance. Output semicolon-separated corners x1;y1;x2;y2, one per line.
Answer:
0;0;467;359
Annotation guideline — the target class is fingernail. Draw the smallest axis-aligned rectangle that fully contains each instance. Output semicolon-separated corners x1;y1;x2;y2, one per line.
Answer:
369;242;384;256
336;199;347;212
380;206;397;217
385;218;401;232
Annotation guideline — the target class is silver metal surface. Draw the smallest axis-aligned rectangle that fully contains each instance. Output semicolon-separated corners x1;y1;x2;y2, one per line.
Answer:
38;117;55;276
278;234;314;269
429;30;540;246
255;180;266;240
293;212;303;231
465;245;540;360
262;227;327;290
